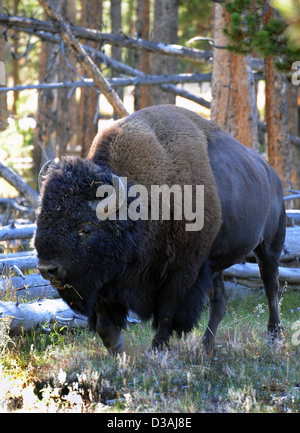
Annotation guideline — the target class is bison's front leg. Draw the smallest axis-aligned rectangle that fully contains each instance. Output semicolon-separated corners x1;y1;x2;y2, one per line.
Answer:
202;271;228;354
95;303;126;355
152;316;172;350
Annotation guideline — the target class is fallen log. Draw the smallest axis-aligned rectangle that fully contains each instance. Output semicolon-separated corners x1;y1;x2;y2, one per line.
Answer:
286;210;300;226
0;298;87;335
281;226;300;262
0;273;58;301
0;222;36;241
224;262;300;284
0;251;38;274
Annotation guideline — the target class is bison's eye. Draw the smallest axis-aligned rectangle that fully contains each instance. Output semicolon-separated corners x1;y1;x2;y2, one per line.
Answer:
78;225;93;237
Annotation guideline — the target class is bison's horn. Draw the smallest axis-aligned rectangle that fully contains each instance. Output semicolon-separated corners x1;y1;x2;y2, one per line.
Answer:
91;174;126;218
38;160;52;192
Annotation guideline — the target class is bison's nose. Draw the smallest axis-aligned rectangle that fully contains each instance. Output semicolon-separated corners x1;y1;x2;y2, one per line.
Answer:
38;261;65;282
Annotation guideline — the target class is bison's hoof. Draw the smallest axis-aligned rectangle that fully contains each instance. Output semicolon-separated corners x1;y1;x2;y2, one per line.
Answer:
266;324;283;345
151;337;170;352
107;334;125;355
201;335;215;356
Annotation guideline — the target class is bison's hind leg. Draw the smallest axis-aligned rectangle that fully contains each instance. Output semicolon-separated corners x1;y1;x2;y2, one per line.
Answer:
254;211;286;342
202;271;228;355
254;241;283;342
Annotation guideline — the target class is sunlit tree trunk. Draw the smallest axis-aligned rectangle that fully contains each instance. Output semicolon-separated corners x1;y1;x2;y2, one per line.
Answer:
211;3;234;134
0;0;7;132
288;84;300;208
211;3;258;151
11;0;20;115
264;7;291;192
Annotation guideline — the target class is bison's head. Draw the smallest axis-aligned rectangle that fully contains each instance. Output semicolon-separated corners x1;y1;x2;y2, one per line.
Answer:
34;157;137;316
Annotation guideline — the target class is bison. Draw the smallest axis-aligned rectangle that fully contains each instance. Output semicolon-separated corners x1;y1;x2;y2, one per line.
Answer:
34;105;286;354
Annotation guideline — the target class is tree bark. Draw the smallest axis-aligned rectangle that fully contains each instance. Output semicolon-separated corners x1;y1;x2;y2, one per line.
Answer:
211;3;258;150
211;3;234;134
229;53;258;150
11;0;20;115
134;0;152;110
264;7;291;192
110;0;123;108
288;84;300;208
0;0;7;132
151;0;179;105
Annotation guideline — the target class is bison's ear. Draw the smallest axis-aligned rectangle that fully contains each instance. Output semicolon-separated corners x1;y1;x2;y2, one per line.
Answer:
38;160;53;192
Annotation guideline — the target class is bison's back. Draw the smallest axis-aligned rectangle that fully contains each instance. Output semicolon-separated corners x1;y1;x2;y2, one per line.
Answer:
89;105;219;188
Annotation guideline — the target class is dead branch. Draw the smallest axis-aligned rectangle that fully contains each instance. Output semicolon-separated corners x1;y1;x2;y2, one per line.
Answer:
0;162;39;208
0;72;212;93
0;13;213;64
38;0;128;118
0;13;266;72
25;26;211;108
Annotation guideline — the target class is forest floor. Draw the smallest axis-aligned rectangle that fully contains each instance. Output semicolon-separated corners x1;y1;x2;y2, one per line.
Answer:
1;289;300;413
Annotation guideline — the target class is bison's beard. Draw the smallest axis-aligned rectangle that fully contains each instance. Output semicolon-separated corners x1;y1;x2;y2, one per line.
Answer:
54;272;101;318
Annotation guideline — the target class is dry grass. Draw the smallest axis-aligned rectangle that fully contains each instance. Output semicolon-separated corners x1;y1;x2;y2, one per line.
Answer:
1;290;300;413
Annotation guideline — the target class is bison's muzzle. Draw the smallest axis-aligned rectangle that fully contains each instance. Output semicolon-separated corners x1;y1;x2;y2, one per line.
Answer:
38;260;66;288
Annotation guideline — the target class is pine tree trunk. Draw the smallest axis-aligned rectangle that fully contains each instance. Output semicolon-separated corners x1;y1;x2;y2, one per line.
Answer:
111;0;123;108
264;7;291;192
57;0;77;158
0;0;7;132
211;3;258;150
11;0;20;115
134;0;151;110
151;0;178;106
77;0;102;157
229;53;258;151
211;3;234;134
288;84;300;208
33;3;60;176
